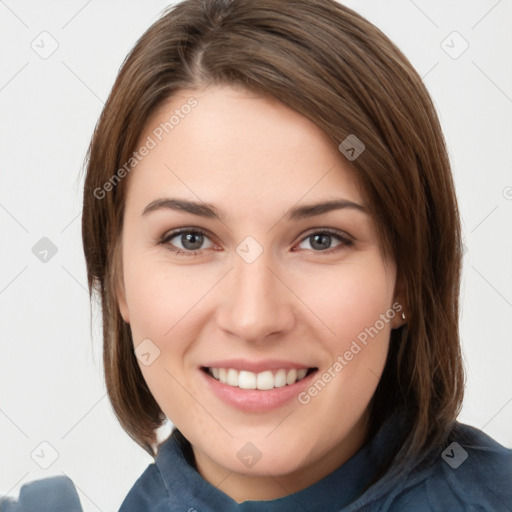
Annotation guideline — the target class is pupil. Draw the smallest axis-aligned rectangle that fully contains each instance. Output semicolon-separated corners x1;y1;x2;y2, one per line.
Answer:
311;234;331;250
182;232;203;250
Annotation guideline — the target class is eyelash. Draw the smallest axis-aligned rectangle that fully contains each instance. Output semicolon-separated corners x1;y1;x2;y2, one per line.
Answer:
158;227;353;257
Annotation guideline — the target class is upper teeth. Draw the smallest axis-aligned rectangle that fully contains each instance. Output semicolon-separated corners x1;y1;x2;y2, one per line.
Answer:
209;368;308;390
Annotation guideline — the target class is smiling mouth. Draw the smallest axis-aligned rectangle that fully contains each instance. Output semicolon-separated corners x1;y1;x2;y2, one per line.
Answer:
201;367;318;390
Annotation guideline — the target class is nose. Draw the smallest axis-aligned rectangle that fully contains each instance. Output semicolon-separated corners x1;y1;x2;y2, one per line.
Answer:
216;254;296;344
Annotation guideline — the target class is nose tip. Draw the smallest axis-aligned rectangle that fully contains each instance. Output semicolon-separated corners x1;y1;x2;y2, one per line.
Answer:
216;258;295;344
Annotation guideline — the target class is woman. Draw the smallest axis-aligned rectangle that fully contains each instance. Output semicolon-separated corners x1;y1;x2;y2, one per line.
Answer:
82;0;512;510
3;0;509;510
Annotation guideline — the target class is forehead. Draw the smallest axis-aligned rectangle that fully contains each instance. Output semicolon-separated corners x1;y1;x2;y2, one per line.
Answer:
124;86;364;214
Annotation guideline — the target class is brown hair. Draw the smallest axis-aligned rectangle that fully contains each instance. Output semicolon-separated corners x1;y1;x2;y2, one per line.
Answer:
82;0;464;477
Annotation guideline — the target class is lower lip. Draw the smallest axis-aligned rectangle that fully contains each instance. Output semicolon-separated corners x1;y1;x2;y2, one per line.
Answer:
200;369;317;412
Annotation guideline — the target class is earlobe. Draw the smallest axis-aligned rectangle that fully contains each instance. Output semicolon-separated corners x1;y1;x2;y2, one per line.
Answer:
391;273;407;329
397;308;407;329
390;301;406;329
116;282;130;324
113;241;130;323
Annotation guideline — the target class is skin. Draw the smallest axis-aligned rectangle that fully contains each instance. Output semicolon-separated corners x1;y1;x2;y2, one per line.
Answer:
117;85;404;502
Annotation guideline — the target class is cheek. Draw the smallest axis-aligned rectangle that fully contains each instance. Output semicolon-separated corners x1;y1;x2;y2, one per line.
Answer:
122;250;211;344
290;259;395;442
122;254;214;431
299;256;396;349
291;255;395;414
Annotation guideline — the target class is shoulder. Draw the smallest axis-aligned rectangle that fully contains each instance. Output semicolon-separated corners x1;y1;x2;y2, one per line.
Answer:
390;422;512;512
0;476;83;512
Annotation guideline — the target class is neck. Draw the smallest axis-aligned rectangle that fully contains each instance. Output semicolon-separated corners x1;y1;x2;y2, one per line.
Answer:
192;409;370;503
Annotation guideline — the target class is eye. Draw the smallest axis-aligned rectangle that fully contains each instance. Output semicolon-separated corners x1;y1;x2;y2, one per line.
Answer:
295;230;353;253
159;227;352;257
160;228;214;256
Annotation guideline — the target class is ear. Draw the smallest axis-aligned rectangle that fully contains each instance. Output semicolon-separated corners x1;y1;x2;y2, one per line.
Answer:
116;280;130;324
390;272;407;330
112;240;130;324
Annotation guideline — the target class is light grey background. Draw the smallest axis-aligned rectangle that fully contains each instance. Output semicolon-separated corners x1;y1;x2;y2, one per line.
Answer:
1;0;511;510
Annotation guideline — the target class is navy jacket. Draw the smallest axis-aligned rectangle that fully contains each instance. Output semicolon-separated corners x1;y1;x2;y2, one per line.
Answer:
2;410;511;511
119;410;512;511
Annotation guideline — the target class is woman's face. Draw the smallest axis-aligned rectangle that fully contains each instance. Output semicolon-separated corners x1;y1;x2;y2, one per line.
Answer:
117;85;403;500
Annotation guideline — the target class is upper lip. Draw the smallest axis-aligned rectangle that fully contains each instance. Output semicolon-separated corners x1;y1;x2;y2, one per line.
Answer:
201;359;316;373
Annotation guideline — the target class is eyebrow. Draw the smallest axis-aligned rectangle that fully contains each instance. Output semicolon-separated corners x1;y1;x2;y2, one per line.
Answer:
142;197;368;220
